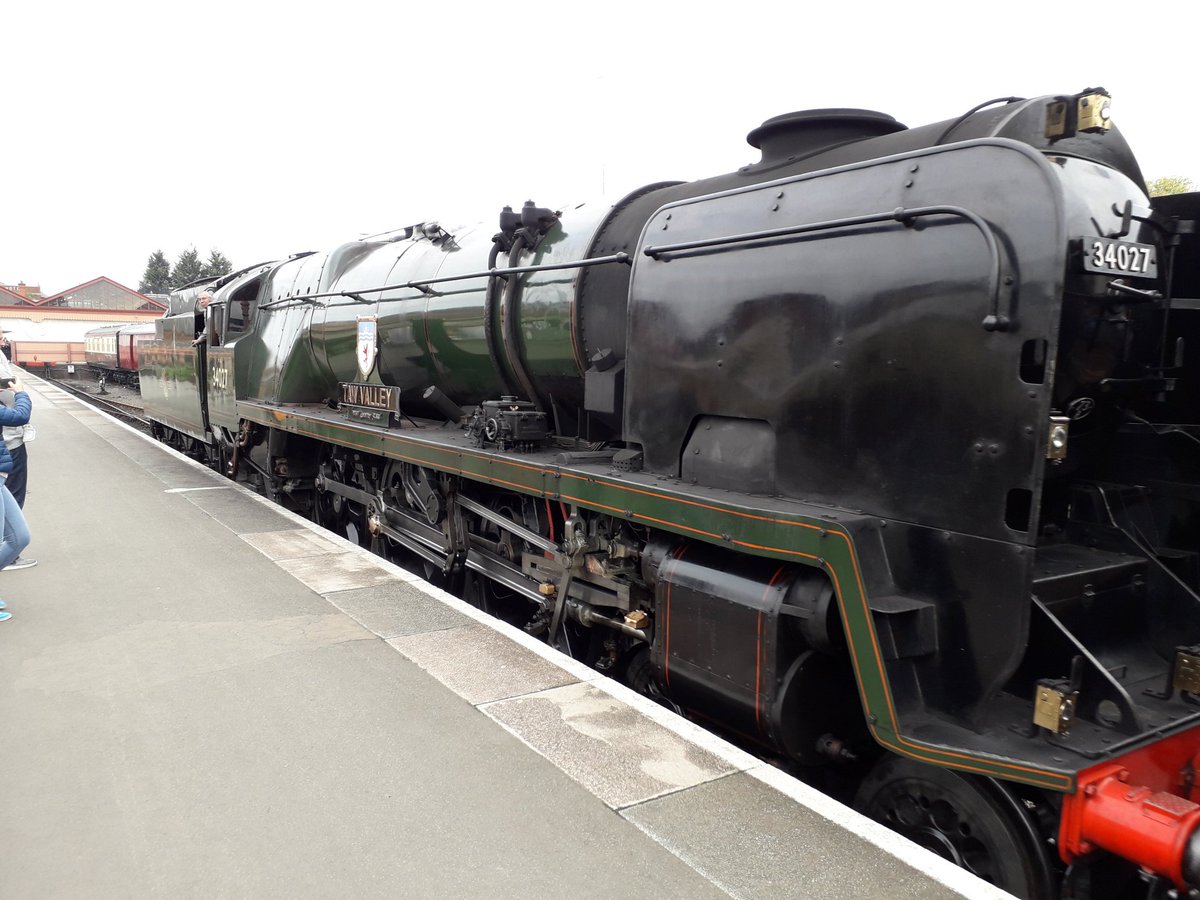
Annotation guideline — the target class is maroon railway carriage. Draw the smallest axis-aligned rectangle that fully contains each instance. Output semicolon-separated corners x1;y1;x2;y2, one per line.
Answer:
83;322;156;384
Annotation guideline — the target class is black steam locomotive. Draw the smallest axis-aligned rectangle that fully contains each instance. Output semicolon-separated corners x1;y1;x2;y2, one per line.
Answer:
140;89;1200;899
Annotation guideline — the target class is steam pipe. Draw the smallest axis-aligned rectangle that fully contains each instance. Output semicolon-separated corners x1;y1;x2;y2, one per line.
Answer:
569;600;649;642
483;240;521;398
1061;768;1200;889
499;233;544;410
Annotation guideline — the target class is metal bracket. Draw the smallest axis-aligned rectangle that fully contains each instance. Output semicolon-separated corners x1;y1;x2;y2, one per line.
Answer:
1034;680;1079;734
1107;279;1164;302
1145;646;1200;705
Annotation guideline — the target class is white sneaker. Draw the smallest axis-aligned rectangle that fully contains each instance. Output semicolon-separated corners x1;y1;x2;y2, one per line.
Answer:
4;556;36;570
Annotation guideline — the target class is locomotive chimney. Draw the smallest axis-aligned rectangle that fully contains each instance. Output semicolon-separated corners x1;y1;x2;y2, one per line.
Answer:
746;108;906;165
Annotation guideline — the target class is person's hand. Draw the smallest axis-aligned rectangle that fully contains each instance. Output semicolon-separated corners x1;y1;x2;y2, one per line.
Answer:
9;378;23;392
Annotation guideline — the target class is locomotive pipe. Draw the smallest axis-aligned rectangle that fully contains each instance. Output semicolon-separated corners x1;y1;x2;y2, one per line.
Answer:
568;599;649;642
227;429;252;481
1061;770;1200;889
500;232;543;409
422;385;466;424
227;442;241;480
483;239;521;398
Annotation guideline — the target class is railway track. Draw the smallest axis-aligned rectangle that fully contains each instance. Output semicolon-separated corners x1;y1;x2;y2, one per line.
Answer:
40;373;151;431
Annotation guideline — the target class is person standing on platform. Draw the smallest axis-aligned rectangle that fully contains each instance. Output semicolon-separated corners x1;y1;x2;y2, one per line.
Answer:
0;377;33;621
0;333;33;570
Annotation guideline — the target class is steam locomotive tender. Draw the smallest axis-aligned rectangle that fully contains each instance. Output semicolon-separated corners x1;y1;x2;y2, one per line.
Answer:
140;89;1200;899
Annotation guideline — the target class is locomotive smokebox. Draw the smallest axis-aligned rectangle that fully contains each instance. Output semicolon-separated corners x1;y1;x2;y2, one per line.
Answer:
746;108;906;165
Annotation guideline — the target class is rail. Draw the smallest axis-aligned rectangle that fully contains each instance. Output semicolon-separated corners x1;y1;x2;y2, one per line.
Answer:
40;373;151;429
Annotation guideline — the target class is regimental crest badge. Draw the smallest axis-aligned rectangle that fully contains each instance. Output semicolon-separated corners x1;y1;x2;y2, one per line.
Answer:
356;316;378;379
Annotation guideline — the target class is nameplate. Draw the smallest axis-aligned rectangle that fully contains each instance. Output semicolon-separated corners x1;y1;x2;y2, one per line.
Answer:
339;382;400;413
339;382;401;427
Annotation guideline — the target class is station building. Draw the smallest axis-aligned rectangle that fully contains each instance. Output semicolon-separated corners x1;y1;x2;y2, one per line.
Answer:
0;277;165;370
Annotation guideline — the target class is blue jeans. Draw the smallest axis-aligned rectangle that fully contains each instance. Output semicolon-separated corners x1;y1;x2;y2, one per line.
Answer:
7;444;27;508
0;483;30;570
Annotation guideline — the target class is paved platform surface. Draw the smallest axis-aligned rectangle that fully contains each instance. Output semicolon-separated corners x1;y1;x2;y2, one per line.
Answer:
0;374;1011;899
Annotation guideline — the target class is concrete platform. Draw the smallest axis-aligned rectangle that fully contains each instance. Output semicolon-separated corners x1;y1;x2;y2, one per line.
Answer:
0;373;1011;899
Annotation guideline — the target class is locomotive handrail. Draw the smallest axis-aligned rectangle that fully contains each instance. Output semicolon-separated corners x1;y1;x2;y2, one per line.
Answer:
260;252;632;310
642;205;1014;332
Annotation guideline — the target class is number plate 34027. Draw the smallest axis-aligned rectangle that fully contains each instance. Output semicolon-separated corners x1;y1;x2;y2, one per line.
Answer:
1081;236;1158;278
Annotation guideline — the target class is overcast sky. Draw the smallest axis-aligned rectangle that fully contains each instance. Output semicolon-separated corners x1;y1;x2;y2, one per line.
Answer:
4;1;1197;295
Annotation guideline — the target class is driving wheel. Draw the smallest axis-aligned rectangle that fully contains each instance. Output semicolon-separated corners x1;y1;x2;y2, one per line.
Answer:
854;756;1054;899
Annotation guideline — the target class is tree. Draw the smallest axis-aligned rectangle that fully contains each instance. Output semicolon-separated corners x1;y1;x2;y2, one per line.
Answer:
138;250;172;294
200;249;232;280
170;247;204;288
1147;176;1195;197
